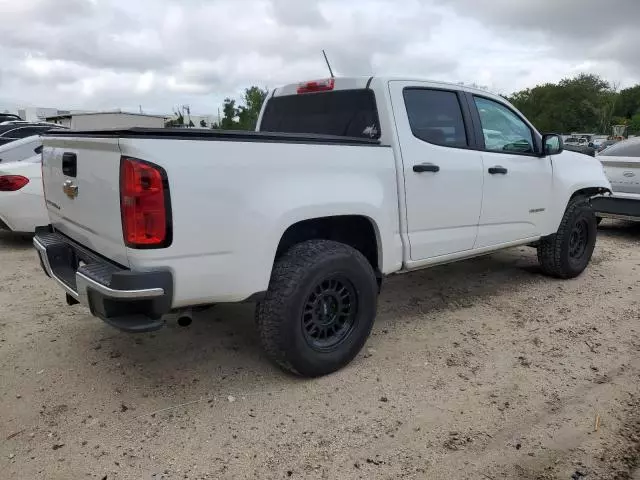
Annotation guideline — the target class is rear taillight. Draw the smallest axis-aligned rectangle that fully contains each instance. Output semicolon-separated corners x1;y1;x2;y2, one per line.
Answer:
0;175;29;191
297;78;335;94
120;157;171;248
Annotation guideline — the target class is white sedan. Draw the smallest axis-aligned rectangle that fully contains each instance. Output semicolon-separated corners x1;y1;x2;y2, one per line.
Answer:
593;136;640;222
0;154;48;233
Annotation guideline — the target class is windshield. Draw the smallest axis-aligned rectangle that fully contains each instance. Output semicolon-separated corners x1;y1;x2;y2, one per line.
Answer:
260;89;381;139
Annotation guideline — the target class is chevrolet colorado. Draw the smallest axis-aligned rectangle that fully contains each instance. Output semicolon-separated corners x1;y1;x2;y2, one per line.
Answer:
35;77;611;377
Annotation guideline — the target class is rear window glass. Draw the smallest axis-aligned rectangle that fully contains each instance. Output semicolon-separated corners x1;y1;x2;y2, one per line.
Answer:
599;138;640;157
260;89;381;139
404;88;468;147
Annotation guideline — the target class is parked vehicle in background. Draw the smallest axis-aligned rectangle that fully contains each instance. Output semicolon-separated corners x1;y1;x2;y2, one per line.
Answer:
564;144;597;157
566;137;589;147
593;136;640;222
0;113;22;123
0;135;44;164
0;154;48;233
597;139;618;153
35;76;610;377
0;123;64;147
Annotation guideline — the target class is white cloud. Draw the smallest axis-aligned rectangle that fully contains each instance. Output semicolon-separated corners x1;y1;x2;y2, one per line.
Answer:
0;0;637;115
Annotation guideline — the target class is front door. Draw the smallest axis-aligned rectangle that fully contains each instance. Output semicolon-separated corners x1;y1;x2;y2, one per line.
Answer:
389;81;484;261
470;95;552;248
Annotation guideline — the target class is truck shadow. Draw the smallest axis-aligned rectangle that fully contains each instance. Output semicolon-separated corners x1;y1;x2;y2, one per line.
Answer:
66;246;551;404
0;231;34;249
597;219;640;240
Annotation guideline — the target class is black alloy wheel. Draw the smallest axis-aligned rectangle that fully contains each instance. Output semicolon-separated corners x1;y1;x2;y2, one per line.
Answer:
568;218;589;261
302;276;358;352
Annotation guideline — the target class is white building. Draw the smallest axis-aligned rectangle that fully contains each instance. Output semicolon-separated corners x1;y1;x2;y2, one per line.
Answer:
46;111;167;130
18;107;67;122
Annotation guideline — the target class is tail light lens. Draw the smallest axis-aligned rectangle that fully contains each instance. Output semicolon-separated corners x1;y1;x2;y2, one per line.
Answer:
120;157;172;248
0;175;29;191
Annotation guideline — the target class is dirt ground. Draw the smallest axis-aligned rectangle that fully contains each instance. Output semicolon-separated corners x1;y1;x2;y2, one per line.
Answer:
1;221;639;480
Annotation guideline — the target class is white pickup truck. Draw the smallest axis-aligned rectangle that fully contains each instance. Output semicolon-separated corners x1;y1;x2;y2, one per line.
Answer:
35;77;611;377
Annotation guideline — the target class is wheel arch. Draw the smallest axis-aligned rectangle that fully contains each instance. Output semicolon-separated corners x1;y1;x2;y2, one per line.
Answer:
274;215;383;277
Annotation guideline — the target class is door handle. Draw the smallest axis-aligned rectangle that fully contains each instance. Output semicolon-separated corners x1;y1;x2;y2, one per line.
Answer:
488;166;508;175
413;163;440;173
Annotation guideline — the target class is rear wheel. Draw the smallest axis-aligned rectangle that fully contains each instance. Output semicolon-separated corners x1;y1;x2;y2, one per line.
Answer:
537;197;597;279
256;240;378;377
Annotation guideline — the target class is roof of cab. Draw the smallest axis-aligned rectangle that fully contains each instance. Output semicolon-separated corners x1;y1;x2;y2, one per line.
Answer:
271;76;504;102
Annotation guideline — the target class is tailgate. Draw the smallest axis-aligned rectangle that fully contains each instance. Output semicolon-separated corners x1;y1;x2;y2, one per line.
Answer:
42;136;128;266
599;155;640;195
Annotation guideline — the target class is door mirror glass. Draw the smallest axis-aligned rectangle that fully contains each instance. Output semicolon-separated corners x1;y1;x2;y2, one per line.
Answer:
543;134;563;156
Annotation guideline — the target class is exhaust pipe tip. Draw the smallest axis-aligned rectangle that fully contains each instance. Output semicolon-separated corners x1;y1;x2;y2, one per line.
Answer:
177;315;192;327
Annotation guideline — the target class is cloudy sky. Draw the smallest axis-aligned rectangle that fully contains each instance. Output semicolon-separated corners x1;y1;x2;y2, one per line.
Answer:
1;0;638;115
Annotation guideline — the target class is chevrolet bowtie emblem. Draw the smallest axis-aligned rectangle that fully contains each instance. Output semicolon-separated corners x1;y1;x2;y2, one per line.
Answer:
63;179;78;199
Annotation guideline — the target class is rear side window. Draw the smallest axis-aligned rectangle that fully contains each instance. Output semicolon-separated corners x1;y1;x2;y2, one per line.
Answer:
403;89;468;147
260;89;381;139
599;138;640;157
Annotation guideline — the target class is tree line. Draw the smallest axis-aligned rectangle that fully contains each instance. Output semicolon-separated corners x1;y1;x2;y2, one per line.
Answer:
168;73;640;136
507;73;640;135
165;86;268;130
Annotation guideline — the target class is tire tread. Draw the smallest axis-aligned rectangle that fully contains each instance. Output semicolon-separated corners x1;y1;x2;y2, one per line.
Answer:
537;196;594;279
256;240;376;376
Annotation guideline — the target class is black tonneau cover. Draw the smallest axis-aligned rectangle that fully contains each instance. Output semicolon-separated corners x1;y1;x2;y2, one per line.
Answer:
43;127;381;146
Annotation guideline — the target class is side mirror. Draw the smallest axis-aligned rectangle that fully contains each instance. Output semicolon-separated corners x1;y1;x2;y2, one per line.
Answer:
542;133;563;156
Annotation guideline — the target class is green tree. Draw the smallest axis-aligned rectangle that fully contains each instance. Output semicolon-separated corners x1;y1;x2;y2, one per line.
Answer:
164;109;184;128
217;86;268;130
509;74;613;133
630;113;640;135
200;119;207;128
220;98;237;129
614;85;640;119
237;86;269;130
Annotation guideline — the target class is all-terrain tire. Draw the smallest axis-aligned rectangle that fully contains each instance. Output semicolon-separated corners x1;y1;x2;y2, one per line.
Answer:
256;240;378;377
537;196;597;279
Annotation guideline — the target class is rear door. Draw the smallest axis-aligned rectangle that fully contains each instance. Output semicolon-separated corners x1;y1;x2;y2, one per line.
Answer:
42;136;129;266
598;140;640;195
389;81;484;260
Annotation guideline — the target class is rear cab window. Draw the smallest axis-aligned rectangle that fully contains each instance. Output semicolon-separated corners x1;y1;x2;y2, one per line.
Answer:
260;88;381;140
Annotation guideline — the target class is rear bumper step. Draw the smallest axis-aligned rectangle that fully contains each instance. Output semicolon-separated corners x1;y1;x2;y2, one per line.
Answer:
34;227;173;332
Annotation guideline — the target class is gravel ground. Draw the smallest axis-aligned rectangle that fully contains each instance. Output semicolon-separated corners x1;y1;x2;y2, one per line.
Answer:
1;221;639;480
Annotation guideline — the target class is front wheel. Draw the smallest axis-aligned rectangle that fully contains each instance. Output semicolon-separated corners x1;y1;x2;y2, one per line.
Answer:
256;240;378;377
537;197;597;279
